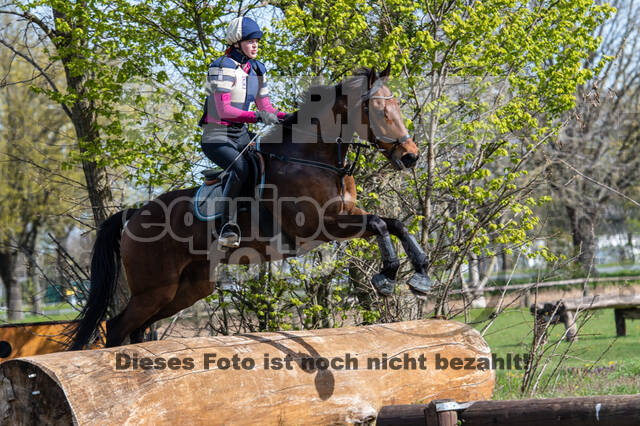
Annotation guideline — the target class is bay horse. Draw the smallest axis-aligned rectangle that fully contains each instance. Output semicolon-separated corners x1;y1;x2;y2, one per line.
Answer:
70;66;433;349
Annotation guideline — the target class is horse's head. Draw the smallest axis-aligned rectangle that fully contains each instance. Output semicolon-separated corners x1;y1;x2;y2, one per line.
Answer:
272;67;419;170
355;66;420;170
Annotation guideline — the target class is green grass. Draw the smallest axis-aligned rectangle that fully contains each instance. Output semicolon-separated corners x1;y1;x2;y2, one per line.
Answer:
42;303;75;312
457;308;640;399
3;312;78;324
17;312;78;323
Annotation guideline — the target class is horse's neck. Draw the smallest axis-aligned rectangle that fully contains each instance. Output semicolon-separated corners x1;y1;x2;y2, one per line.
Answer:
262;109;350;167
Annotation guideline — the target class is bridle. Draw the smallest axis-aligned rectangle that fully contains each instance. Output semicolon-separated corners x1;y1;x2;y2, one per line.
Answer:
261;77;412;176
256;76;413;209
361;78;412;159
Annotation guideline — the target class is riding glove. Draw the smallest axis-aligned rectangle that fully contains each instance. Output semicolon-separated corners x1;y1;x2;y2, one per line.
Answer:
256;110;279;125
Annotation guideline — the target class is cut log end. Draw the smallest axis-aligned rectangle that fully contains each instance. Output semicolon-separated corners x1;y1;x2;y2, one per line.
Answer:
0;360;73;425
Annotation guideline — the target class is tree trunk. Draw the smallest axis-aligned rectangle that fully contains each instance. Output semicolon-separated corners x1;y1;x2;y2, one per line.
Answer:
349;262;374;318
0;251;23;321
27;253;42;316
500;248;510;280
465;252;496;309
566;205;598;276
21;222;42;316
52;7;125;315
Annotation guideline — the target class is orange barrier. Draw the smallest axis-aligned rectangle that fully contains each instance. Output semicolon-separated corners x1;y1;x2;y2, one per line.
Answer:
0;320;76;361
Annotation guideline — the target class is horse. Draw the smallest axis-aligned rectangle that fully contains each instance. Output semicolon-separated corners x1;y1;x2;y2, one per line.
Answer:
69;66;433;349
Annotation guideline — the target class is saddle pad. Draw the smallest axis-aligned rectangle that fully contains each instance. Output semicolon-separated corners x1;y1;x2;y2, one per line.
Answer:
193;149;266;222
193;179;226;221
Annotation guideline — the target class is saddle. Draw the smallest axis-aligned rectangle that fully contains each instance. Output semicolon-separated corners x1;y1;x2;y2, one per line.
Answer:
193;149;266;222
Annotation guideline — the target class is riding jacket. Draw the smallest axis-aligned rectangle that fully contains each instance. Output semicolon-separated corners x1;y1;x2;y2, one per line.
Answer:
199;47;284;127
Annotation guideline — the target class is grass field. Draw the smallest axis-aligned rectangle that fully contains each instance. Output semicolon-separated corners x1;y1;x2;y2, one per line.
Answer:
14;312;77;323
460;308;640;399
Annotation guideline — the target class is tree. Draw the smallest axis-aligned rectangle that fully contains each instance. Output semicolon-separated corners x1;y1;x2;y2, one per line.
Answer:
113;0;612;318
543;0;640;274
0;23;83;320
0;1;217;314
0;0;613;326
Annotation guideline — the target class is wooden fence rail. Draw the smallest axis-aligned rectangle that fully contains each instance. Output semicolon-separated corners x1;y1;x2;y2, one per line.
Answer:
377;394;640;426
449;275;640;295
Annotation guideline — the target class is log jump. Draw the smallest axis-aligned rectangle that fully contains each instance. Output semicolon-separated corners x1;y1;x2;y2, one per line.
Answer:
0;319;494;425
376;394;640;426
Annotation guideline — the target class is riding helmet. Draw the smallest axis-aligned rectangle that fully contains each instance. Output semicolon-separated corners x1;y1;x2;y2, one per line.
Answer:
225;17;263;45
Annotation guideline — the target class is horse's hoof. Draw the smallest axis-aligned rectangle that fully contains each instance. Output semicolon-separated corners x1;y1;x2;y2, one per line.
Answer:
372;273;396;297
408;272;433;295
409;287;429;301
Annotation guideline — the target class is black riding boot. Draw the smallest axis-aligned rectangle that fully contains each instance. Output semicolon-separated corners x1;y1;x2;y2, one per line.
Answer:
218;170;243;249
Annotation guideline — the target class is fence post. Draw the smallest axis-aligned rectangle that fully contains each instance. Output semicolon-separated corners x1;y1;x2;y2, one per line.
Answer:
425;400;459;426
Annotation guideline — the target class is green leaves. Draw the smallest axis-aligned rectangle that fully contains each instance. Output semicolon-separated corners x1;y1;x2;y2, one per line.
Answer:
9;0;612;322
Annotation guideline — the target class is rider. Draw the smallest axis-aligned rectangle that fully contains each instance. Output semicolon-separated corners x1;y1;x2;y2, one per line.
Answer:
199;16;287;249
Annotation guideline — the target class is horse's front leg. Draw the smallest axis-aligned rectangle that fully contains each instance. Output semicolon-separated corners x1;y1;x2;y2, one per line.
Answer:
323;209;400;296
380;217;433;295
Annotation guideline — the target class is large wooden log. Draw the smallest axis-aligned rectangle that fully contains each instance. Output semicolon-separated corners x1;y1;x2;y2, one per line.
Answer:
0;319;494;425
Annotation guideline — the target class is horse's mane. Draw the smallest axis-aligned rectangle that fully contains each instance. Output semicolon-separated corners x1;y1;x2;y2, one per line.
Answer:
292;68;370;112
264;68;373;138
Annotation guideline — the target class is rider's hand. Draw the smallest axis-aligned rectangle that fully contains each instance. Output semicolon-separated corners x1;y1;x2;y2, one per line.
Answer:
257;110;279;125
281;112;295;123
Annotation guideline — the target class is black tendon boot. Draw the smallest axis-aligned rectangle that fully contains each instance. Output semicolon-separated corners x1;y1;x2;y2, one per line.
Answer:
218;170;243;249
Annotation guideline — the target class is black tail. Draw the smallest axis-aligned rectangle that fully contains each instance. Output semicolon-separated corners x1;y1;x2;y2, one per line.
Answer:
69;209;137;350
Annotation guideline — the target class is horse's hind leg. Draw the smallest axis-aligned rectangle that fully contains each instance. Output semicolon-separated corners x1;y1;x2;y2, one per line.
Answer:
105;285;179;347
129;326;147;344
133;261;214;340
105;263;181;347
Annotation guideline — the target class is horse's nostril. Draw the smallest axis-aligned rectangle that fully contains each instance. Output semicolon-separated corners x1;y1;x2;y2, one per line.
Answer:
401;153;418;168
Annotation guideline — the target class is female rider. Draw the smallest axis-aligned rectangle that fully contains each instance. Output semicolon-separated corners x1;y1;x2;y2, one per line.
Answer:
199;17;287;248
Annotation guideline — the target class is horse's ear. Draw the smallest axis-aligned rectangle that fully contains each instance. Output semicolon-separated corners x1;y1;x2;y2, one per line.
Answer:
380;63;391;78
368;67;377;88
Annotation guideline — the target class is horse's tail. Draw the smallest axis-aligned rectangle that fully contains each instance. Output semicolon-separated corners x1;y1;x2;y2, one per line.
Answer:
69;208;137;350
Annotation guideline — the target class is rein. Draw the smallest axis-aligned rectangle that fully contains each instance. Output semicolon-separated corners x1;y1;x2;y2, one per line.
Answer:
260;135;367;211
262;79;410;175
259;119;370;178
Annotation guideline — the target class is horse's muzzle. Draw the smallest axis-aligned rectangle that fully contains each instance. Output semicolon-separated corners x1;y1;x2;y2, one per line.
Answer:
401;153;418;168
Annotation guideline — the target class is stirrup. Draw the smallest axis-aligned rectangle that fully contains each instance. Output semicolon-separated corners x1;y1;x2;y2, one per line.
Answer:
217;222;241;249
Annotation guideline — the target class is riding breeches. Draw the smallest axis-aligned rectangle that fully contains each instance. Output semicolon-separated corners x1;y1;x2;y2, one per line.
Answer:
201;123;253;180
200;124;254;223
